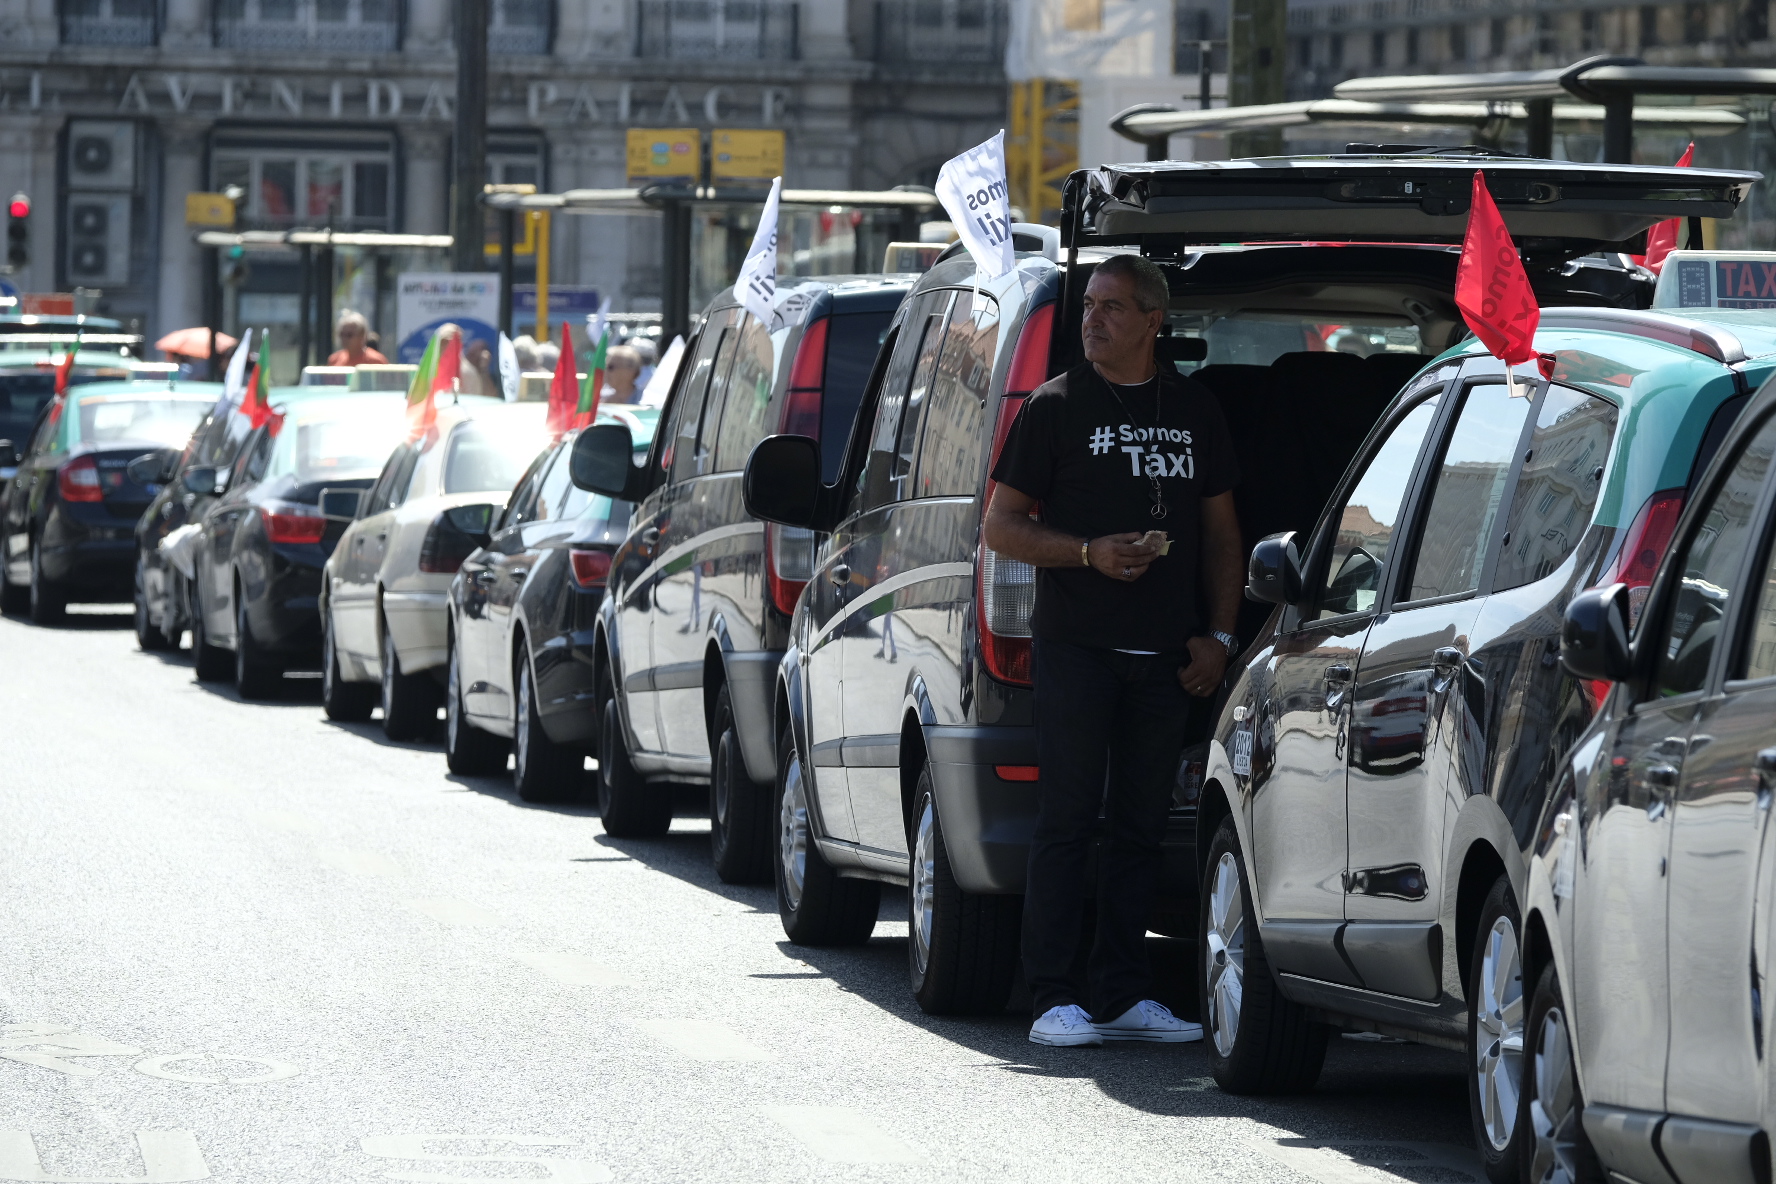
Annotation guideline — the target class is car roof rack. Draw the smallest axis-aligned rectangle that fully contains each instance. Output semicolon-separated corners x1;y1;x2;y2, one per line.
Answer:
1538;307;1746;364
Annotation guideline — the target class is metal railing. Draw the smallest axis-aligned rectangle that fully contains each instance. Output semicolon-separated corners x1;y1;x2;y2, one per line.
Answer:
490;0;553;54
871;0;1008;65
634;0;800;61
213;0;402;52
59;0;159;45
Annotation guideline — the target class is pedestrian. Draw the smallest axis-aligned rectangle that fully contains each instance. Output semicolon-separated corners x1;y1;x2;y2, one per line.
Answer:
982;253;1244;1048
461;339;495;396
327;309;388;366
631;335;659;390
600;345;643;404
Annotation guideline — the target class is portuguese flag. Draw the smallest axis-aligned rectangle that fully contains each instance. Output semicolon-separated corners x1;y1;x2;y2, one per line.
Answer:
240;331;277;430
573;315;609;431
406;327;460;437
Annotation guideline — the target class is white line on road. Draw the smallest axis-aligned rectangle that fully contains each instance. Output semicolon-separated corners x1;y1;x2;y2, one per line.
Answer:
134;1054;300;1084
317;847;404;878
1250;1138;1484;1183
513;953;632;987
402;898;506;927
633;1019;772;1061
360;1134;611;1182
763;1105;919;1163
0;1129;210;1182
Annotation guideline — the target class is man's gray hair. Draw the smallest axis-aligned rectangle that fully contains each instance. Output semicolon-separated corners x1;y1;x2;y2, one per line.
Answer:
1093;254;1170;313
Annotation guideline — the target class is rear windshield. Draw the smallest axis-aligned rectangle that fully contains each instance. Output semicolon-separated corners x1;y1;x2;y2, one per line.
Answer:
73;394;212;448
444;419;550;494
820;310;893;483
270;402;406;484
1171;313;1425;369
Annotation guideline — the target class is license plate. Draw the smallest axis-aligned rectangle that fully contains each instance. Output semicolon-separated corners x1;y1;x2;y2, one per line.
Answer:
1232;726;1253;777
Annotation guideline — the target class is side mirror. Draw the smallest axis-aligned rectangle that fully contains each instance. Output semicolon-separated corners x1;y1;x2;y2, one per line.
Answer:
444;502;495;545
126;449;173;487
569;423;647;501
743;434;821;528
182;465;222;496
318;487;365;522
1246;531;1304;606
1561;582;1634;684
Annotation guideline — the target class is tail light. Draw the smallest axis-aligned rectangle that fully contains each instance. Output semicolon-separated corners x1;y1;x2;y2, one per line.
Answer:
1580;487;1685;708
418;510;479;572
766;522;815;615
56;456;101;503
974;303;1054;688
569;547;612;588
781;316;828;439
260;501;326;545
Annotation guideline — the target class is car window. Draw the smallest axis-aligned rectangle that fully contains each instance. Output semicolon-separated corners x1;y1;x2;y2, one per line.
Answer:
669;322;736;484
1402;383;1534;602
1494;386;1618;591
363;445;413;516
853;291;951;515
444;421;547;494
913;290;998;499
499;447;554;531
819;310;894;483
233;427;272;488
27;402;61;456
892;306;953;494
531;447;578;523
657;324;716;482
73;395;211;449
1316;394;1441;620
1736;513;1776;681
1655;413;1776;697
711;318;779;473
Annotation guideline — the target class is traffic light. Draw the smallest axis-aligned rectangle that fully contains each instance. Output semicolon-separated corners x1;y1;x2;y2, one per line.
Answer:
5;193;27;271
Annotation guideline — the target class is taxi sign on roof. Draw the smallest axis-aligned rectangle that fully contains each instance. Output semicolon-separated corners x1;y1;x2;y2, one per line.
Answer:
1654;251;1776;310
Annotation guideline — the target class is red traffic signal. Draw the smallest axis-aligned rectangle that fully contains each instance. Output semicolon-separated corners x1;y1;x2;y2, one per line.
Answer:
7;194;28;220
5;192;26;270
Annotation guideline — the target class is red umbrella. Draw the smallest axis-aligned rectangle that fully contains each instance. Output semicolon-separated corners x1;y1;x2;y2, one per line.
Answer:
154;327;239;359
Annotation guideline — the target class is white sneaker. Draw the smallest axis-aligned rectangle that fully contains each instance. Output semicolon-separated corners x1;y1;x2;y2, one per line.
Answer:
1029;1004;1104;1047
1094;1000;1205;1043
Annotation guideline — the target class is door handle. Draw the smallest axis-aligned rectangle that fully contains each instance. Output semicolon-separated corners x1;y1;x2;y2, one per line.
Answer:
640;527;661;546
1656;736;1689;757
1324;663;1352;683
1646;763;1680;788
1756;747;1776;778
829;564;852;587
473;570;495;585
512;569;527;581
1433;646;1465;668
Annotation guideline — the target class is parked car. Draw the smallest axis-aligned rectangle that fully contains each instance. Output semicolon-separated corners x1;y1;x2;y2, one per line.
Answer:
446;406;660;798
567;274;912;868
319;397;538;738
1519;365;1776;1184
187;392;410;698
731;152;1757;1044
1;380;217;623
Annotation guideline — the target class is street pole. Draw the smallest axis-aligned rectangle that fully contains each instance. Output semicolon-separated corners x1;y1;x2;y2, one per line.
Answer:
451;0;488;272
534;211;551;342
1228;0;1285;158
498;208;515;337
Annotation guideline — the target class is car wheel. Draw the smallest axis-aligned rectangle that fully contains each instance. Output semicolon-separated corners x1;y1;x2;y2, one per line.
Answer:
134;558;172;652
775;722;878;946
513;653;578;801
379;618;438;741
189;587;232;682
597;691;671;837
709;685;773;884
908;766;1020;1014
1470;875;1527;1183
1525;962;1603;1184
28;541;65;625
445;630;508;774
0;562;28;615
321;605;376;722
1202;814;1329;1094
234;587;282;700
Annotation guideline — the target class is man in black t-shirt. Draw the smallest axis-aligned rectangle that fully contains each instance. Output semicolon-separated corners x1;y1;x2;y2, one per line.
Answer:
984;254;1243;1048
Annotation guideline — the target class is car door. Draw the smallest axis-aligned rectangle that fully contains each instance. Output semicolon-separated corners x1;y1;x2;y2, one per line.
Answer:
201;427;269;644
3;402;58;584
1342;380;1535;997
480;445;571;723
355;444;419;666
333;444;410;664
1252;389;1443;985
463;450;549;721
1573;409;1776;1116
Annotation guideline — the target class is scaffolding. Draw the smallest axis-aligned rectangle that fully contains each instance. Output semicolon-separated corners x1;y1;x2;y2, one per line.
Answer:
1006;79;1079;227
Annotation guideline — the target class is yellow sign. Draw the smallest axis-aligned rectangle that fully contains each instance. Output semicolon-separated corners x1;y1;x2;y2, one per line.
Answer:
710;129;785;185
185;192;235;228
626;128;701;185
482;208;538;257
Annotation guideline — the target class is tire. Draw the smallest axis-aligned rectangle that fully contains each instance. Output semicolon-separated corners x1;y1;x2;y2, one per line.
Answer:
445;629;507;774
513;652;579;801
775;722;878;946
1524;962;1604;1184
233;587;282;700
709;685;773;884
908;766;1020;1014
321;604;376;722
597;691;671;837
379;618;437;741
1469;874;1528;1183
134;558;172;652
1202;815;1329;1094
0;566;27;615
190;588;232;682
28;542;65;625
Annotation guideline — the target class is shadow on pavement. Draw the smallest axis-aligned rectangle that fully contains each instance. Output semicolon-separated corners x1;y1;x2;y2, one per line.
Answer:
5;604;134;630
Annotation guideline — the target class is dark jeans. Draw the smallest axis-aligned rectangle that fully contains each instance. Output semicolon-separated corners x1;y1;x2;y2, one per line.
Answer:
1023;638;1190;1022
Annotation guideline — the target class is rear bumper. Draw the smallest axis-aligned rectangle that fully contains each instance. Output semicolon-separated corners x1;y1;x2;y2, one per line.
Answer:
39;536;135;597
925;725;1041;894
248;553;326;658
384;587;450;673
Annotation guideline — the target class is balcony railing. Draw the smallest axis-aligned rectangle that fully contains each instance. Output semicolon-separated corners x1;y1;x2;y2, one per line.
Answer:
60;0;159;45
214;0;402;53
871;0;1008;65
490;0;553;54
635;1;800;61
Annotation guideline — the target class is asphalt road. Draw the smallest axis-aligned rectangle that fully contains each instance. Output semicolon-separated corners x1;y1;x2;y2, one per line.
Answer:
1;607;1481;1184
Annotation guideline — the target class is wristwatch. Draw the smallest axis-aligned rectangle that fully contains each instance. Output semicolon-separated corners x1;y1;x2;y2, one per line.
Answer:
1080;538;1091;567
1210;630;1240;657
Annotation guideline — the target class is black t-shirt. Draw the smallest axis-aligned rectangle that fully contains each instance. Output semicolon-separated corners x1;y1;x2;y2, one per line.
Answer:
990;362;1239;651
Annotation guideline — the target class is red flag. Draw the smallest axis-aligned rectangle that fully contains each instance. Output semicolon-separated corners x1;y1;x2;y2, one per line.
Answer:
1639;142;1695;275
241;333;276;429
1456;172;1545;377
546;321;578;436
53;338;78;396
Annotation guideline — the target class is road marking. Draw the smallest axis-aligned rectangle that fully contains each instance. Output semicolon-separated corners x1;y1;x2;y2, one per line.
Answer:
1250;1138;1485;1183
0;1130;209;1182
513;954;632;987
633;1019;772;1061
360;1135;611;1183
763;1106;918;1163
317;847;403;878
402;898;504;927
0;1026;141;1077
134;1054;298;1084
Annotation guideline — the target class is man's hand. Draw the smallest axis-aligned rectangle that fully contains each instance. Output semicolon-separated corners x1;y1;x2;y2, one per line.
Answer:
1088;533;1159;582
1178;635;1228;698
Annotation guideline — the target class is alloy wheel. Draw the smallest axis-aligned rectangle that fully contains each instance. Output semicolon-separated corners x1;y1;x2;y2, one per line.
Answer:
911;798;937;977
1205;850;1247;1057
1527;1004;1582;1184
1475;915;1526;1150
778;751;809;911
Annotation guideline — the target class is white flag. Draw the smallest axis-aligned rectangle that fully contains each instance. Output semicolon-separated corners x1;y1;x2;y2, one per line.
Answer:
211;326;252;420
935;131;1015;281
734;176;782;328
498;332;519;402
